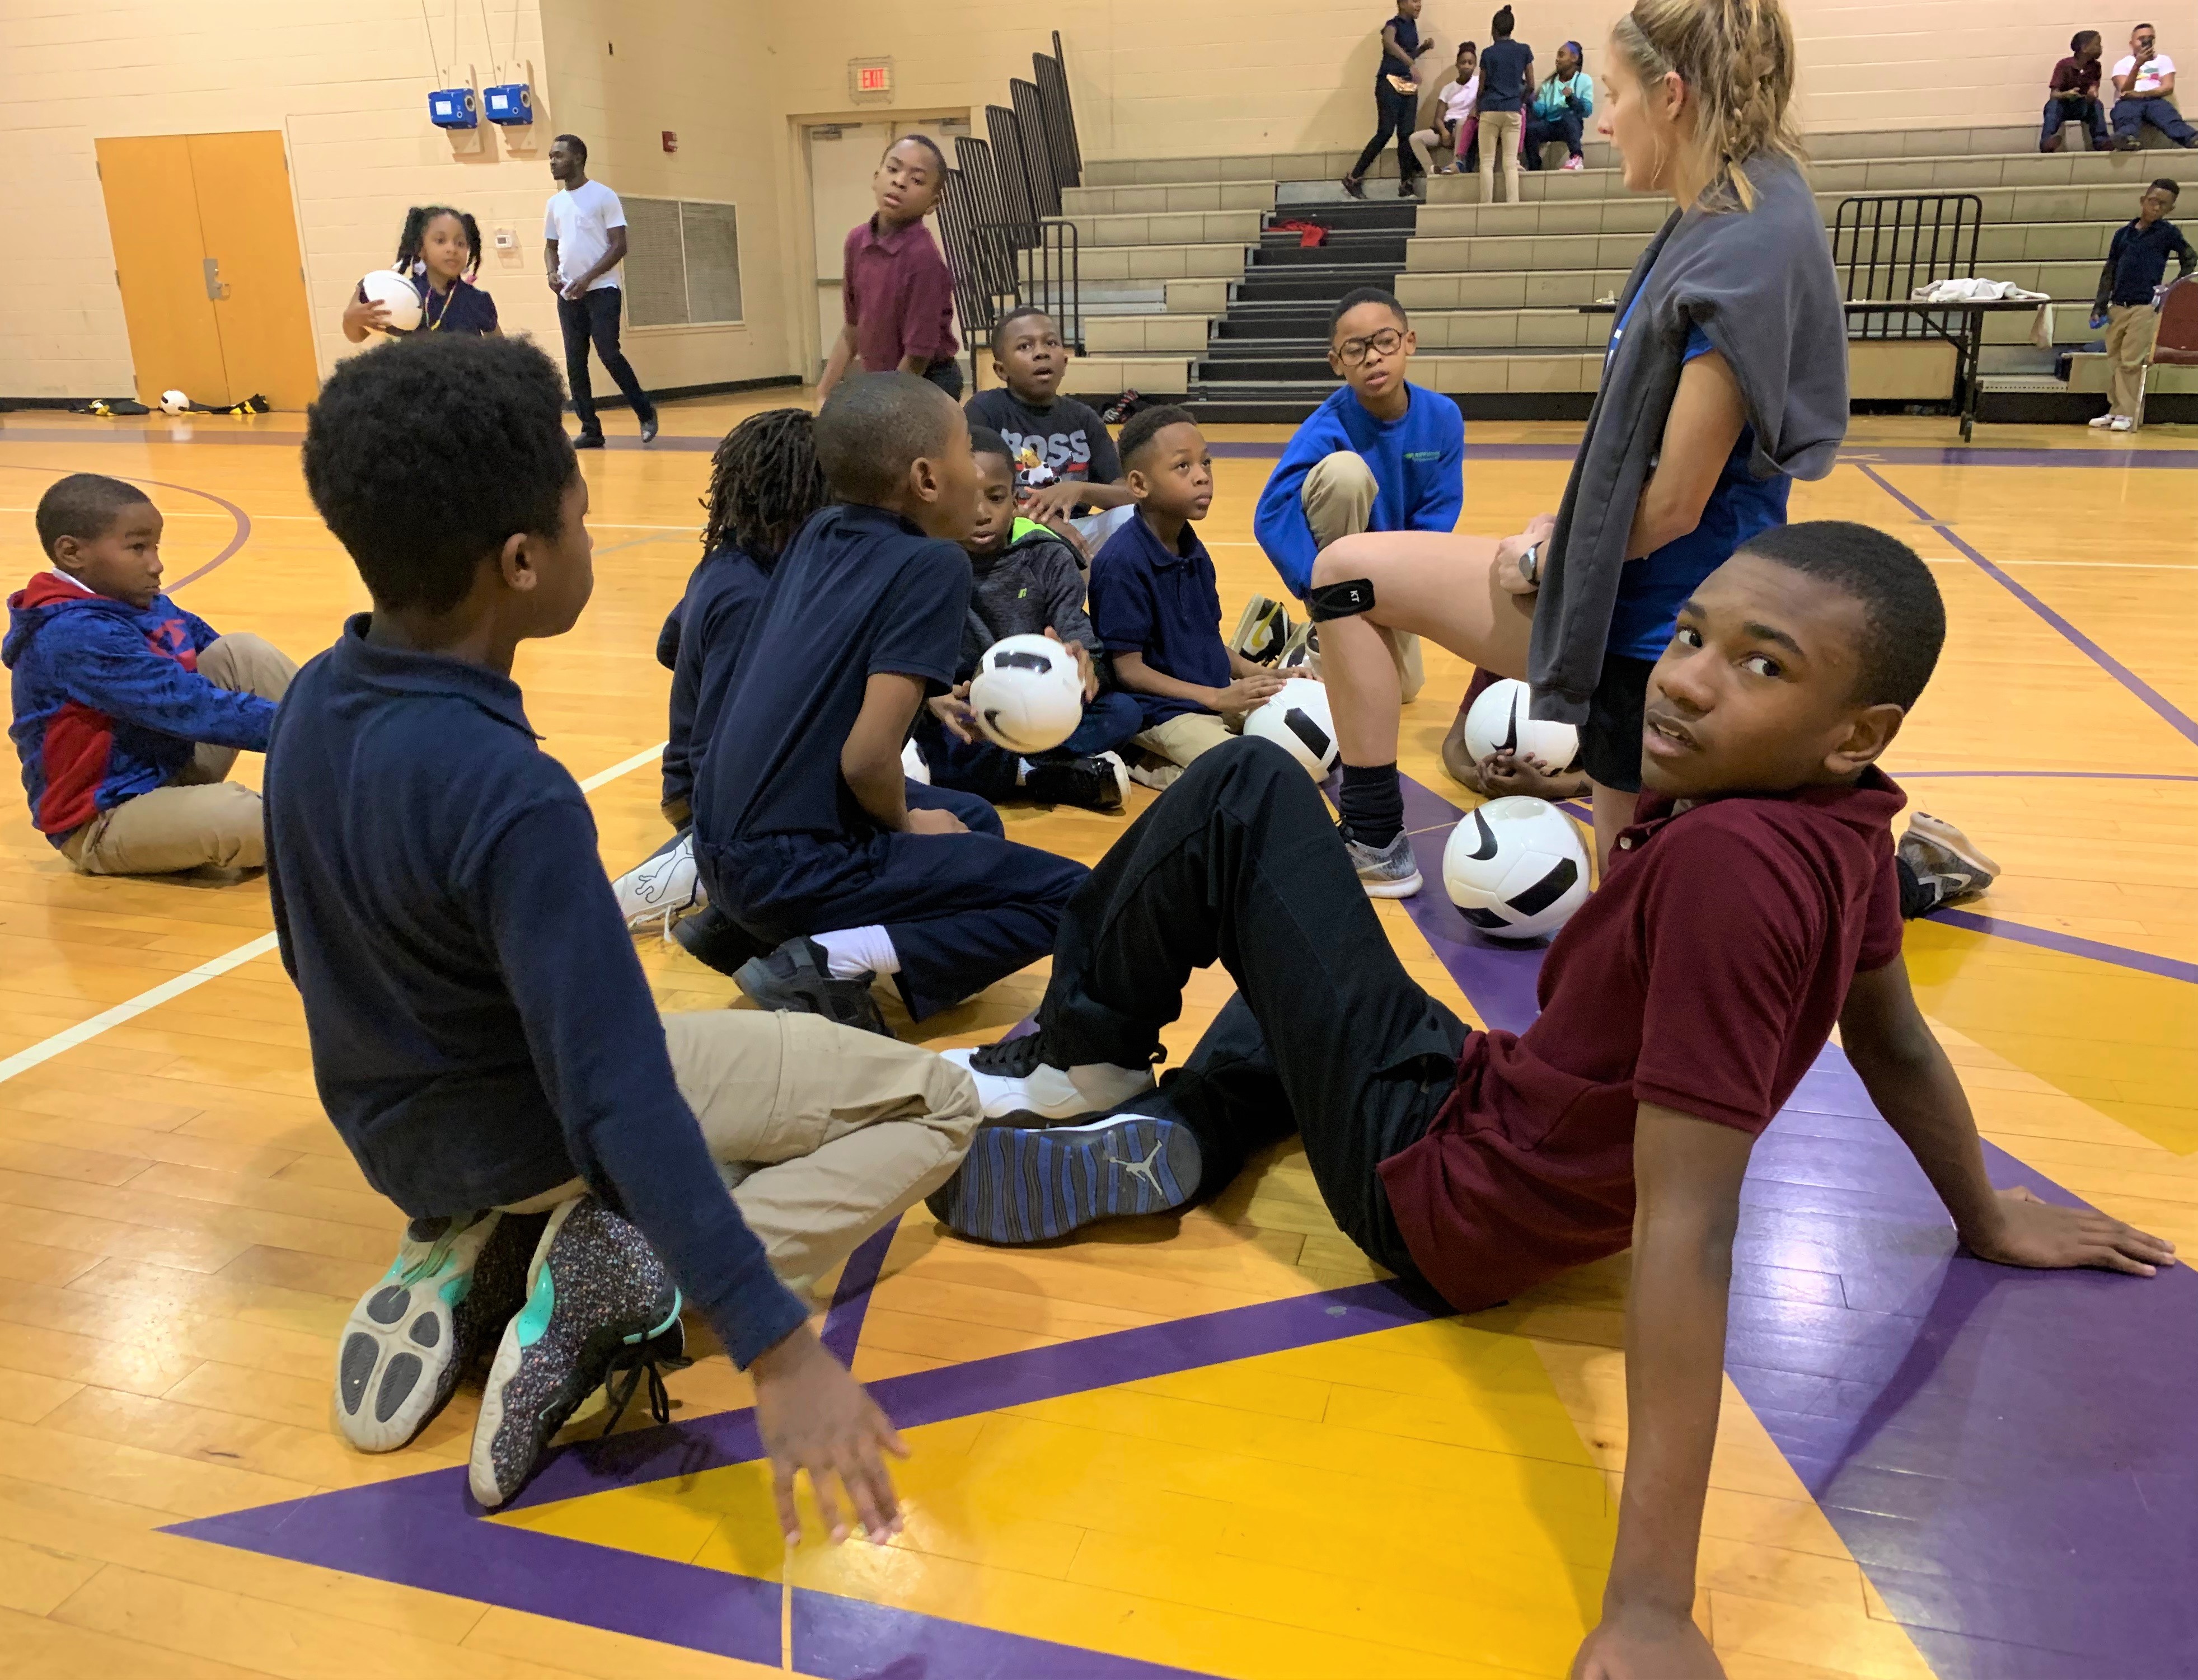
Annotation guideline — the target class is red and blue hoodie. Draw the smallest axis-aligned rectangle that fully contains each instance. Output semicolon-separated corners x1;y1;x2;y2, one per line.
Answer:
4;571;278;844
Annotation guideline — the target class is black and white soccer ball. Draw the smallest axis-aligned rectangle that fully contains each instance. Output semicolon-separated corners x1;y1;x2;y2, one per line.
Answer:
1441;796;1590;940
968;633;1082;754
1463;678;1581;772
1243;677;1338;777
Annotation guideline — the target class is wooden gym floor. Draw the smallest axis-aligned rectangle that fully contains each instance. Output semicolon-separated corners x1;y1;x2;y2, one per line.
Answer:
0;397;2193;1680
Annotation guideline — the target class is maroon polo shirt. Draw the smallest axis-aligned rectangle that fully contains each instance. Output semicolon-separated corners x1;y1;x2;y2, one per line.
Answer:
842;214;958;371
1379;767;1908;1315
2050;54;2102;97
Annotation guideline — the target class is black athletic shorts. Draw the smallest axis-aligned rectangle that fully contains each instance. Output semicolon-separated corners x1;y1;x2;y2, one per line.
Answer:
1580;651;1657;792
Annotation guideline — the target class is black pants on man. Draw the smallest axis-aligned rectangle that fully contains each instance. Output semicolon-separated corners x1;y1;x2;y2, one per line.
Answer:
557;287;657;439
1030;738;1462;1275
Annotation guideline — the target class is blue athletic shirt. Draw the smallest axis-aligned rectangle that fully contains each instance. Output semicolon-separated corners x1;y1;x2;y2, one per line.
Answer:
1602;289;1789;661
693;503;968;843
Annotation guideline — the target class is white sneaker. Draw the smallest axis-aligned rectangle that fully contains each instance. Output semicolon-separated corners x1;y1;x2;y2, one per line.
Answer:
611;832;704;935
1127;760;1183;791
2108;415;2135;432
943;1035;1155;1122
1561;155;1585;171
2088;413;2117;428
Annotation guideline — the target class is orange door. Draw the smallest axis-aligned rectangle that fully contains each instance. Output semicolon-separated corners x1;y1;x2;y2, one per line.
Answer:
189;131;320;411
96;135;231;406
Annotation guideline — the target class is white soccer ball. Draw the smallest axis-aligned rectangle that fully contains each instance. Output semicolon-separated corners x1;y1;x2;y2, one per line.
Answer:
1243;677;1338;777
1463;678;1581;773
358;269;423;332
968;633;1083;754
1442;795;1591;941
901;737;931;785
159;390;190;415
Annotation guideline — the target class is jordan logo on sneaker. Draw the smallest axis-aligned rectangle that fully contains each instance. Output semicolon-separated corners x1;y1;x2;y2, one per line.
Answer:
1114;1140;1165;1195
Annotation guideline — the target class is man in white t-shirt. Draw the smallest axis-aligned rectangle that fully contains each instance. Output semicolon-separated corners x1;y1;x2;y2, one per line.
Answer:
2110;23;2196;151
543;134;659;446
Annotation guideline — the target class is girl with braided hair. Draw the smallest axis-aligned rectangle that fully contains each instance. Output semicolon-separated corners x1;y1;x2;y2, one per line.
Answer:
341;205;499;340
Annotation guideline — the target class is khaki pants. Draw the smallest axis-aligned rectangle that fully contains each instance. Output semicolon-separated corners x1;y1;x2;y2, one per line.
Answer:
1301;451;1425;702
1408;126;1455;176
503;1010;980;1294
1134;710;1238;767
2105;303;2159;424
59;632;297;875
1478;108;1523;205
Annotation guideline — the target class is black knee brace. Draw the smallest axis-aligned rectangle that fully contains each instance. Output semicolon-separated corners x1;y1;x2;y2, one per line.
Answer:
1306;577;1376;622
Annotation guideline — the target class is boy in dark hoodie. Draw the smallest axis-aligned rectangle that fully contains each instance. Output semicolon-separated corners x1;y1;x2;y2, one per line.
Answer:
6;473;294;875
915;427;1141;813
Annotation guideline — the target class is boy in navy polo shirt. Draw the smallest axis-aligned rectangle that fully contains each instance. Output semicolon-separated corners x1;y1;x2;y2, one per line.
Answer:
1252;287;1461;705
278;335;979;1527
1089;406;1288;781
2089;178;2196;433
930;521;2173;1677
691;372;1089;1034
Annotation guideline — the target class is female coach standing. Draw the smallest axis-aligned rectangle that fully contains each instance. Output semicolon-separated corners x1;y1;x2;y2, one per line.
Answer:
1310;0;1848;896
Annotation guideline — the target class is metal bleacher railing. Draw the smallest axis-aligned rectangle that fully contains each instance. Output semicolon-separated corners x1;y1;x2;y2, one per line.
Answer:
935;31;1084;358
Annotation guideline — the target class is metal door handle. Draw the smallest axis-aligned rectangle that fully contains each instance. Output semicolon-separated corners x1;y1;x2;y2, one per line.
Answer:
203;257;231;301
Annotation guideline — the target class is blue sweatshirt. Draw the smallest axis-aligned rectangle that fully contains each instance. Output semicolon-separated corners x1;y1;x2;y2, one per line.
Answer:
1252;383;1465;597
4;571;275;841
264;618;807;1369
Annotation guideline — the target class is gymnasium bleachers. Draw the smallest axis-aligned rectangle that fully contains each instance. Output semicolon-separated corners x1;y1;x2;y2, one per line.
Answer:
1053;124;2197;421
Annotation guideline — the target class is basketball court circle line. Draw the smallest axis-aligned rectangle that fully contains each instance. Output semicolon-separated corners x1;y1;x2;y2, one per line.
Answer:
0;461;251;589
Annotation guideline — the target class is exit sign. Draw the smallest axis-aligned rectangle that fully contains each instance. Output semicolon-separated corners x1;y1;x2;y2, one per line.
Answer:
850;57;893;100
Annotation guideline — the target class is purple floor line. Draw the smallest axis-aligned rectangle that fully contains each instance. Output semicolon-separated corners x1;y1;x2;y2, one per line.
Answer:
818;1213;901;1366
1927;905;2198;985
1855;461;2198;752
1399;775;2198;1679
0;461;250;588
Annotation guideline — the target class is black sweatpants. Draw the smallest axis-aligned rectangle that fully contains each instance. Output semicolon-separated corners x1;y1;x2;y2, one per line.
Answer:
557;287;656;438
1350;85;1423;184
1032;738;1464;1275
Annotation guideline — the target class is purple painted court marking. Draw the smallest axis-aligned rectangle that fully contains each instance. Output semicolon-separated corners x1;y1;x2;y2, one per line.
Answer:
1397;773;2198;1678
794;1590;1220;1680
0;462;250;588
818;1213;901;1365
1926;905;2198;986
1857;461;2198;752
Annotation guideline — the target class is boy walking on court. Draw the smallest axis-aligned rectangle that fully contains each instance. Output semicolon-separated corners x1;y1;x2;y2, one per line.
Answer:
819;136;963;402
544;133;658;447
279;335;978;1527
965;306;1133;526
913;426;1140;812
691;373;1089;1034
931;522;2173;1678
1251;287;1463;703
2089;178;2195;433
1089;405;1288;780
7;473;294;875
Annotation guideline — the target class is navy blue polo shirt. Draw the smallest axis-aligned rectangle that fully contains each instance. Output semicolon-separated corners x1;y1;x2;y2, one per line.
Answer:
264;617;805;1368
693;502;968;843
1088;511;1229;727
357;271;501;335
2101;216;2196;307
661;541;776;814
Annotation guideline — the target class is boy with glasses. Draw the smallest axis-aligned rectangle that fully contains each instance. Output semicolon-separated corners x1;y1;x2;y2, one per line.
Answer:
1250;287;1463;703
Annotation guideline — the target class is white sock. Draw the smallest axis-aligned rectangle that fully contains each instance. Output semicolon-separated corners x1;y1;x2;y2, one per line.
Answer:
814;925;899;978
1016;758;1035;786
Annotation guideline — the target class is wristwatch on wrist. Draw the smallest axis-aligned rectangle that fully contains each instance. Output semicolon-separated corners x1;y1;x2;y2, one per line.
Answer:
1519;542;1540;588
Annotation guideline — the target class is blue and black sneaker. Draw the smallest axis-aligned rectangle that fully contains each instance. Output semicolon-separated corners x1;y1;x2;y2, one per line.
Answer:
927;1113;1203;1245
334;1209;541;1453
469;1196;686;1508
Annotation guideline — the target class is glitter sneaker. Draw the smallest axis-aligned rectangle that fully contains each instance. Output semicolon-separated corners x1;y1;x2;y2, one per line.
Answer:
470;1197;686;1508
334;1209;542;1453
1345;828;1424;899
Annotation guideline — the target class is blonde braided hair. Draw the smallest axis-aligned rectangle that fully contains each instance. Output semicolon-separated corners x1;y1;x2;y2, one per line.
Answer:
1611;0;1805;213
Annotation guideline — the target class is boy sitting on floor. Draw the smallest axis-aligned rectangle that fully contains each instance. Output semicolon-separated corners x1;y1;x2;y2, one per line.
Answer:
929;520;2172;1677
912;426;1141;813
966;306;1135;529
7;473;295;875
278;335;979;1524
1089;405;1288;784
1251;287;1463;704
691;372;1089;1035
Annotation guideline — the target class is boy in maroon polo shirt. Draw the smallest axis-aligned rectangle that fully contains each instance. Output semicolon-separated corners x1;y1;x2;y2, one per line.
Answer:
928;520;2174;1680
818;135;962;402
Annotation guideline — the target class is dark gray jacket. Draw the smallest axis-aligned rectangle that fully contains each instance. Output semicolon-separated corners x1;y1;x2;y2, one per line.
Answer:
959;519;1099;678
1529;155;1848;724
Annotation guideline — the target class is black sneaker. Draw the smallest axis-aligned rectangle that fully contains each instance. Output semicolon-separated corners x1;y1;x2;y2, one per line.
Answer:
734;935;891;1036
1339;175;1367;199
927;1113;1203;1243
334;1209;544;1453
640;414;660;443
470;1197;687;1507
573;432;605;449
1023;752;1128;812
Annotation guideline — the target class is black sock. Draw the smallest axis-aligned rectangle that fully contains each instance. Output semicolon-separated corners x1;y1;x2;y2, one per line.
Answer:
1339;762;1404;848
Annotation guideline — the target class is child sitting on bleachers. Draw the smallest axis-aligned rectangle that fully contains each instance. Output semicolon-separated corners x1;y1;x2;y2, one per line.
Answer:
691;373;1089;1035
6;473;294;875
912;426;1139;812
1088;406;1287;784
